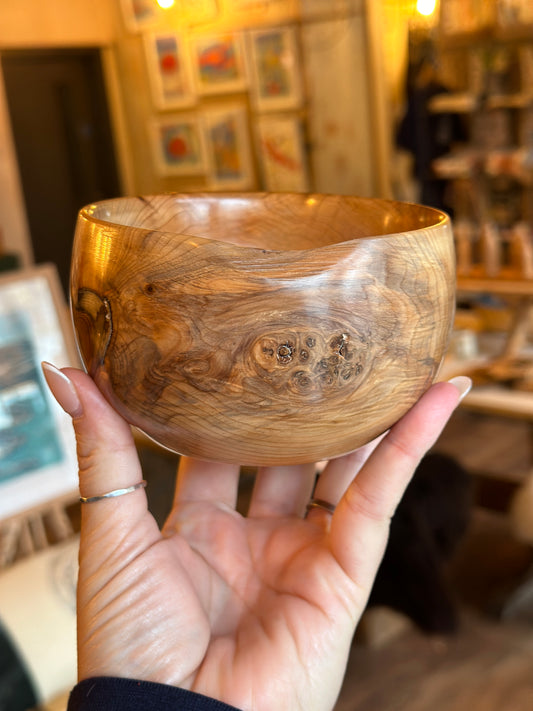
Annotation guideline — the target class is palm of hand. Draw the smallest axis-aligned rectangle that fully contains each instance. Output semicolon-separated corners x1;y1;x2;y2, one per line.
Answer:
61;368;461;711
78;501;360;711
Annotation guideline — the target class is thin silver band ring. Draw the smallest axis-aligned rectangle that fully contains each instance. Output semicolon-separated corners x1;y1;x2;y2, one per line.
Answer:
80;480;147;504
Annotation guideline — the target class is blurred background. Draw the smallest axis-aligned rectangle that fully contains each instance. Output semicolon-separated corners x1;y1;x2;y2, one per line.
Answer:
1;1;533;709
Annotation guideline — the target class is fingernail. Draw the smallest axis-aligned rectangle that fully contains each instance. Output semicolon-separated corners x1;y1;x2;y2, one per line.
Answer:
42;362;83;417
447;375;472;402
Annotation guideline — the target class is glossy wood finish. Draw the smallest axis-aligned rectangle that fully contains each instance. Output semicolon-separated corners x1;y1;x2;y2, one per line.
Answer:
70;193;455;465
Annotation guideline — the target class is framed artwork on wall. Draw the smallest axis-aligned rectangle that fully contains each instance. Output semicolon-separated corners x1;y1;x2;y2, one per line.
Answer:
0;264;79;521
119;0;161;33
190;33;248;95
150;114;208;175
247;26;303;112
144;32;196;110
256;115;310;192
203;106;255;190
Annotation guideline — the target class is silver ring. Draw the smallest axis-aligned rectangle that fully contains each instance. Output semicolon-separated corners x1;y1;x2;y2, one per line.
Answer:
306;498;336;515
80;480;147;504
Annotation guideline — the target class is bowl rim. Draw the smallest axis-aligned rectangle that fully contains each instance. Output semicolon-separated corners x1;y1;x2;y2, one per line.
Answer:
77;192;451;254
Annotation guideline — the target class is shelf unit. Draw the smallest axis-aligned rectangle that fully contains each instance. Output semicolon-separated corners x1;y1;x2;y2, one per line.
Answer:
431;32;533;228
431;16;533;393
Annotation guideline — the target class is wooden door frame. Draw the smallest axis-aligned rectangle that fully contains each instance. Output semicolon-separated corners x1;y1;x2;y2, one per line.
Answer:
0;45;133;267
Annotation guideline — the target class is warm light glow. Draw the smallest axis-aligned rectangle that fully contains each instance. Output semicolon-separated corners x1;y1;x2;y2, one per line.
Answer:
416;0;436;16
157;0;175;7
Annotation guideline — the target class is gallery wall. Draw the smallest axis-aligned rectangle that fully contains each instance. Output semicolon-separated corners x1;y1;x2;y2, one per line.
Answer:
0;0;393;267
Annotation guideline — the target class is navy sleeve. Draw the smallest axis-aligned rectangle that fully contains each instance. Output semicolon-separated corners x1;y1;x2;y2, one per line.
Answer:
67;677;242;711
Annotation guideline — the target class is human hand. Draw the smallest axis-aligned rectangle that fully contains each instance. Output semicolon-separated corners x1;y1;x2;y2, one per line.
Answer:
42;363;470;711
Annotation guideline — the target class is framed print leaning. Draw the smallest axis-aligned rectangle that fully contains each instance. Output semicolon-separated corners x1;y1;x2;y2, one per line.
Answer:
204;106;255;190
247;26;303;112
191;33;248;95
256;115;310;192
0;264;79;520
150;114;208;175
144;32;196;110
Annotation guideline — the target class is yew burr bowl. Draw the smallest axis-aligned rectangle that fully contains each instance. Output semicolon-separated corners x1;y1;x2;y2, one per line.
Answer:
70;193;455;466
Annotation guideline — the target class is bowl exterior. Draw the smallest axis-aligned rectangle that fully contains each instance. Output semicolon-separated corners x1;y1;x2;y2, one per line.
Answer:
70;197;455;465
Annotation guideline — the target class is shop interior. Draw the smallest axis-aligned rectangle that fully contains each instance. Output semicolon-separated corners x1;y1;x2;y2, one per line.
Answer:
1;0;533;708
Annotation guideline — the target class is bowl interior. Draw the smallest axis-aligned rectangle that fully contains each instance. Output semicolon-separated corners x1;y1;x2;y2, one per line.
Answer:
82;193;448;251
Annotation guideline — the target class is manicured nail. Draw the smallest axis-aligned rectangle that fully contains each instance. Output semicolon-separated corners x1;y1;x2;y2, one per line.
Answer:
447;375;472;402
41;362;82;417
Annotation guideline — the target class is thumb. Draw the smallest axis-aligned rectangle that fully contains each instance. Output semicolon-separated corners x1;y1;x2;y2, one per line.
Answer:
41;363;157;549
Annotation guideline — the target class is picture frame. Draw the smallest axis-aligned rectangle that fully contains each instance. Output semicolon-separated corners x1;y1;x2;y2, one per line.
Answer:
256;115;310;192
190;33;248;95
150;114;208;176
144;32;196;110
0;264;79;521
119;0;161;33
247;26;303;112
203;106;255;190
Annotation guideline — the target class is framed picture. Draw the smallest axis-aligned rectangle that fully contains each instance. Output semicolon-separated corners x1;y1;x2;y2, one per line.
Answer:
0;264;79;521
150;114;208;175
144;32;196;110
247;26;303;112
119;0;161;33
190;33;248;95
256;115;310;192
204;106;255;190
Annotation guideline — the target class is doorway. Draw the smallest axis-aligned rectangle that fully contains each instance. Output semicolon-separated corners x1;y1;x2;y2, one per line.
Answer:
1;48;121;293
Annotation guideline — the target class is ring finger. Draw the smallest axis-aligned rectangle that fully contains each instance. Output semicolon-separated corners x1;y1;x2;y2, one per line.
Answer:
311;434;386;509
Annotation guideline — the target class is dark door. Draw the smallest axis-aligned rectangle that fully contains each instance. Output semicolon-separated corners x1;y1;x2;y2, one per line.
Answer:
1;48;121;292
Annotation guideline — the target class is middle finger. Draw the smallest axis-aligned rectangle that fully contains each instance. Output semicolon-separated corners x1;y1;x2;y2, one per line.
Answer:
247;462;317;518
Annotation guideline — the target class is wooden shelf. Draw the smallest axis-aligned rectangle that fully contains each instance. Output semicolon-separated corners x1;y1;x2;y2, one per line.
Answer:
462;384;533;421
439;24;533;49
457;277;533;297
429;92;478;114
430;92;533;115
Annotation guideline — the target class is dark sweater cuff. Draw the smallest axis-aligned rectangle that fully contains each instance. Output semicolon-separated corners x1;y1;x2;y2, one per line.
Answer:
67;677;242;711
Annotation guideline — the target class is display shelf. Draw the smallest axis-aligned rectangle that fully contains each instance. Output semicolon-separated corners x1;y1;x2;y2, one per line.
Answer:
433;147;533;181
439;24;533;50
429;91;533;114
458;276;533;296
432;19;533;244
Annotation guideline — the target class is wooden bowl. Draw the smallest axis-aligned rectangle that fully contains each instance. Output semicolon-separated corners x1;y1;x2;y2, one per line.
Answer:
70;193;455;465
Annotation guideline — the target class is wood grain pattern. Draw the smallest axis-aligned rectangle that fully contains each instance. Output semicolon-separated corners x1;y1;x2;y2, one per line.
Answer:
70;193;455;465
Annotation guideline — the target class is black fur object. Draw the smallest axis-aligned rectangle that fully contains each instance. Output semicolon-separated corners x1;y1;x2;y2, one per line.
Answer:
368;452;472;634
